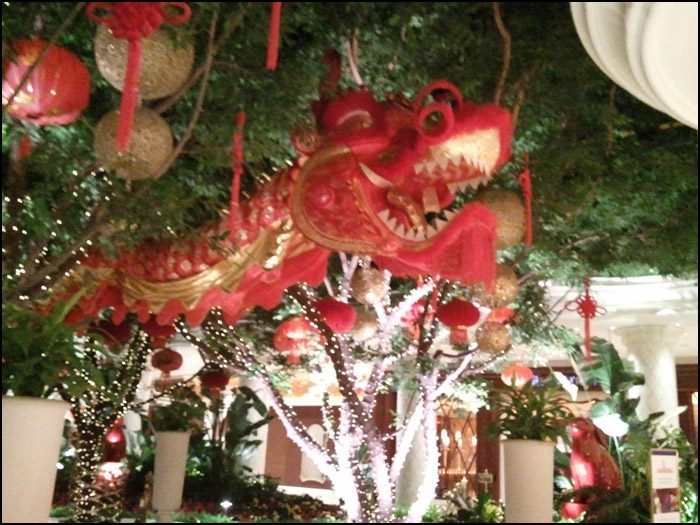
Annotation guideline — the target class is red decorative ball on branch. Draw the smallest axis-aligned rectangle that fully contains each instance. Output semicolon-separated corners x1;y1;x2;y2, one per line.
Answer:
313;297;357;333
102;418;127;463
151;347;183;375
2;39;90;126
273;316;313;352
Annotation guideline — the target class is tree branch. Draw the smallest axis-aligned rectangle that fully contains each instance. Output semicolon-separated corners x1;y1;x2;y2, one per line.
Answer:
492;2;511;106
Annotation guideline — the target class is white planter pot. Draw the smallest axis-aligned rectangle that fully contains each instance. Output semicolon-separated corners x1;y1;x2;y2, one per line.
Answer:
152;431;190;521
2;396;68;523
502;439;555;523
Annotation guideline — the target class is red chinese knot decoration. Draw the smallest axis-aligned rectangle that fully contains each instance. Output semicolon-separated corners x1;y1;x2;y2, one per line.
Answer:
2;39;91;126
565;278;606;361
86;2;191;152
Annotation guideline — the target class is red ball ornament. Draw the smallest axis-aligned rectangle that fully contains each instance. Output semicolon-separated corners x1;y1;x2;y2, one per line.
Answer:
2;39;90;126
200;370;229;390
314;298;357;333
103;418;127;463
436;298;480;327
151;347;183;374
500;363;534;389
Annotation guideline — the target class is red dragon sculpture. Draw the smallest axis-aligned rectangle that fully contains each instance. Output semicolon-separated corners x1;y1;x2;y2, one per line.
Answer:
63;53;513;327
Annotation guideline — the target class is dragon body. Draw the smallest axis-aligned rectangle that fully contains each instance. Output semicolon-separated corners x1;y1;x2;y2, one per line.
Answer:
65;66;513;326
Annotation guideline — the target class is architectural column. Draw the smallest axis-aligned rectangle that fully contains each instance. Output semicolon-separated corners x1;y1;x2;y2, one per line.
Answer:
239;377;271;476
612;324;680;429
395;386;429;508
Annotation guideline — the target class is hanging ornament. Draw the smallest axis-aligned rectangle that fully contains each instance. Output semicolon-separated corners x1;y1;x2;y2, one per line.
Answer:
486;307;516;324
475;321;511;354
313;297;357;333
436;298;481;327
273;316;312;352
500;363;534;388
475;189;526;250
449;326;470;345
200;370;230;397
88;318;133;350
94;24;194;100
2;39;91;125
350;267;389;305
141;315;176;348
94;106;173;180
472;264;519;308
102;418;127;463
151;347;183;376
352;310;378;342
86;2;191;151
565;278;606;361
518;153;533;247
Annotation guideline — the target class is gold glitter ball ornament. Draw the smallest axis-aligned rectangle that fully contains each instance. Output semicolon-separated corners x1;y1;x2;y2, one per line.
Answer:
94;25;195;100
351;267;389;305
475;321;511;354
352;311;378;342
472;264;519;308
94;107;173;180
475;189;526;250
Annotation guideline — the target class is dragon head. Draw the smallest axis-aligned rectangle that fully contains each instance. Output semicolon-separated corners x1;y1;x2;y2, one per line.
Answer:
290;80;513;285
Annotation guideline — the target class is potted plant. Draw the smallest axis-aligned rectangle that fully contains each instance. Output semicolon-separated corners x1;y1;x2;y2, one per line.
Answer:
149;385;206;523
1;297;90;523
488;370;574;523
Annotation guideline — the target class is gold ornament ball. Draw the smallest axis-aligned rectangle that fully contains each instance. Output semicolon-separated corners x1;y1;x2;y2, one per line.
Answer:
94;107;173;180
352;311;378;342
476;321;511;354
95;25;195;100
351;267;389;305
476;189;526;250
473;264;519;308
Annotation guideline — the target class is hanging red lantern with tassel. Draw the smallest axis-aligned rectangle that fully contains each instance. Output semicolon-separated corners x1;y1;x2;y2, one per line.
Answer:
151;347;183;376
102;418;127;463
565;278;606;361
2;39;91;126
86;2;191;152
500;363;534;389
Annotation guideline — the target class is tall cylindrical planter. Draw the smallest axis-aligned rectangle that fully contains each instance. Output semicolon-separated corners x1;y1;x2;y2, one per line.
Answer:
152;431;190;523
502;439;555;523
2;396;68;523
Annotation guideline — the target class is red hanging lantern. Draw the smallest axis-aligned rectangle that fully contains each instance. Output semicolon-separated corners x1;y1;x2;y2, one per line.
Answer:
565;278;606;361
103;418;127;463
2;39;91;126
151;347;183;375
86;2;191;152
273;316;312;352
200;370;229;391
142;315;176;348
313;297;357;333
449;326;470;345
486;307;516;324
500;363;534;389
436;298;481;327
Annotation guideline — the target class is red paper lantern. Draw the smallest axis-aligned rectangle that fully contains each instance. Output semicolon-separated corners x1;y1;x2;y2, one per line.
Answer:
500;363;534;389
314;298;357;333
2;39;90;126
200;370;229;390
273;316;312;352
151;347;183;374
142;315;176;347
436;298;480;327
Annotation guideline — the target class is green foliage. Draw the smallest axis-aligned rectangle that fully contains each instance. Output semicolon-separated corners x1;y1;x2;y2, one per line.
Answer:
1;295;94;397
488;375;574;441
439;479;505;523
150;385;207;432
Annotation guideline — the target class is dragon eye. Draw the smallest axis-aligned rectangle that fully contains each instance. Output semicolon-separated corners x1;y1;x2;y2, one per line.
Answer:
415;102;454;144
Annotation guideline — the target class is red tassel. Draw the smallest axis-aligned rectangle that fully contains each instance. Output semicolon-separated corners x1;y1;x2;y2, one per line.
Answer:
116;38;142;152
18;135;33;159
565;278;607;362
267;2;282;70
518;153;533;247
229;111;246;241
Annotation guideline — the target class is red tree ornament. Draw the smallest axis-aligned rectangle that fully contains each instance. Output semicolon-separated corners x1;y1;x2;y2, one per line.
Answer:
437;298;480;346
200;370;229;391
565;278;606;361
500;363;534;389
86;2;191;152
2;39;91;126
103;418;127;463
151;347;183;375
273;316;312;352
313;297;357;333
141;315;176;348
